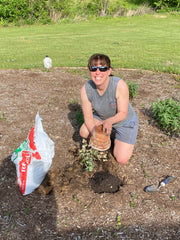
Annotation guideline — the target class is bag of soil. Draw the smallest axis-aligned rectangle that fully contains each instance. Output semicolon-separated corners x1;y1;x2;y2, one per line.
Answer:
11;112;54;195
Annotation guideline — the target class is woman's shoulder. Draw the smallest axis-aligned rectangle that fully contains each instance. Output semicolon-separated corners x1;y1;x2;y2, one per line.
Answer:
110;76;121;83
85;79;96;90
85;79;93;85
109;76;121;87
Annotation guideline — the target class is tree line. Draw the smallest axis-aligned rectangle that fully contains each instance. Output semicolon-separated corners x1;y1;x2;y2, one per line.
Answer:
0;0;179;25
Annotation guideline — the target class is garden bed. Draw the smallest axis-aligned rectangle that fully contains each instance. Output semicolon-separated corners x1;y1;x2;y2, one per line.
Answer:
0;67;179;239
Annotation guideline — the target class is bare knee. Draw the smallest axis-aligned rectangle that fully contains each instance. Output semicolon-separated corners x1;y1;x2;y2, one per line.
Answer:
113;140;134;164
79;124;90;139
114;153;130;164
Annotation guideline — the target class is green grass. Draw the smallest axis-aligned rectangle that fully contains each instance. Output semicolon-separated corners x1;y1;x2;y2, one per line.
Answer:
0;13;179;73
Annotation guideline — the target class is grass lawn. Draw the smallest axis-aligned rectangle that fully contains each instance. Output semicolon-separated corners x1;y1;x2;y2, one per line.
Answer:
0;13;179;73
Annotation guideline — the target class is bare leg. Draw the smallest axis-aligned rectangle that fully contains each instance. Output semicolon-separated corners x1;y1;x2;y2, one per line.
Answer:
113;139;134;164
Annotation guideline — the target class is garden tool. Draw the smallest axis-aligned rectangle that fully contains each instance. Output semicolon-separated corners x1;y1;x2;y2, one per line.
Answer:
144;176;176;193
89;124;111;151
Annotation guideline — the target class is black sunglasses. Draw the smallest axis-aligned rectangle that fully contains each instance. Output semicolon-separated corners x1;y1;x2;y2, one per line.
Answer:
90;66;109;72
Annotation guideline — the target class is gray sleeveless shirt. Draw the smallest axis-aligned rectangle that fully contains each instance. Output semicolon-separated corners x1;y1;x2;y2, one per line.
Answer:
85;76;135;128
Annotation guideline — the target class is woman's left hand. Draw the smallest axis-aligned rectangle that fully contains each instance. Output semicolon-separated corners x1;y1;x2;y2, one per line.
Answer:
102;120;112;135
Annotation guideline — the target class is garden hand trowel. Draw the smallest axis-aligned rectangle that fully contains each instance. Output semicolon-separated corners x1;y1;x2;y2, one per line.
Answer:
144;176;176;193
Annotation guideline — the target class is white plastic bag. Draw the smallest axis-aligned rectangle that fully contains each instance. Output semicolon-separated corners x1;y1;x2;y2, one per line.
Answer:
11;113;54;195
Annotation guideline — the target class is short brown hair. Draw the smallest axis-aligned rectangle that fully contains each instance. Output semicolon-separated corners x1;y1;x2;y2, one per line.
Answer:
88;53;111;71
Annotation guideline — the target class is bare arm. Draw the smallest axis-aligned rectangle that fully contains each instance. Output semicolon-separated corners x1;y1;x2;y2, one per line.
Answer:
103;79;129;132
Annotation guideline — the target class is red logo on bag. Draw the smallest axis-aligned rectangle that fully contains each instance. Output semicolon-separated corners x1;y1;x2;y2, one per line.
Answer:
19;126;41;194
29;126;41;159
19;151;31;194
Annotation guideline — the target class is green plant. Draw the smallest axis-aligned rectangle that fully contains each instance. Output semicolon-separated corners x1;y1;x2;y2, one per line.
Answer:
69;98;84;126
73;196;88;209
0;0;50;25
130;200;136;208
170;195;177;200
141;163;151;178
75;109;84;127
126;81;139;99
152;98;180;136
79;139;108;171
150;0;180;10
133;193;137;199
129;192;137;207
116;215;122;229
69;98;78;105
5;211;11;217
79;149;95;172
24;207;30;214
0;112;6;120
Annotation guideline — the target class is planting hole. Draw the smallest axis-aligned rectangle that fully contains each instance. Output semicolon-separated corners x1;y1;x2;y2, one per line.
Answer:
89;171;123;194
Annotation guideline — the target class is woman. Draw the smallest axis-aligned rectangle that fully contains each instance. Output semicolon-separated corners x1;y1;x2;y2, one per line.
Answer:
80;53;138;164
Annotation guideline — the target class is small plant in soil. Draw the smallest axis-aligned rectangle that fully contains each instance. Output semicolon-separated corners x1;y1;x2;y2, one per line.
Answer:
151;98;180;136
129;193;137;208
0;112;6;120
116;215;122;229
130;200;136;208
170;195;177;200
141;163;151;178
69;98;78;105
78;139;108;171
24;207;30;214
5;211;11;217
73;196;87;209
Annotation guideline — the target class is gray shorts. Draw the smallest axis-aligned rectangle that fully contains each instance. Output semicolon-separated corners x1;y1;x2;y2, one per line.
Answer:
113;113;138;145
94;112;138;145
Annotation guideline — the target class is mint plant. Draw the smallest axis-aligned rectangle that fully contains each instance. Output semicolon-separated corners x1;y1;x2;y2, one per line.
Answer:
79;139;108;171
152;98;180;136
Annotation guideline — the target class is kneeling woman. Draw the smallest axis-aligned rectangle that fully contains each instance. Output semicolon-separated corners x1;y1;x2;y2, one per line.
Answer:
80;53;138;164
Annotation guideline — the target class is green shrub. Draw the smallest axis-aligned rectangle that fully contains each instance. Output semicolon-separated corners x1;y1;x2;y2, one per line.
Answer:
0;0;50;24
75;109;84;127
126;81;139;99
152;98;180;136
0;0;152;25
147;0;179;10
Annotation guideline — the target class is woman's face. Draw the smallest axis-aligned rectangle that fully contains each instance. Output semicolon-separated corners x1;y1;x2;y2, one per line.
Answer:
90;60;112;87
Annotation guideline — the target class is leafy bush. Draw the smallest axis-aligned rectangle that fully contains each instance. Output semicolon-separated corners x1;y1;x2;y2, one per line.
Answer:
145;0;179;10
126;81;139;99
75;109;84;127
0;0;179;25
0;0;50;24
152;98;180;136
0;0;147;25
129;0;179;9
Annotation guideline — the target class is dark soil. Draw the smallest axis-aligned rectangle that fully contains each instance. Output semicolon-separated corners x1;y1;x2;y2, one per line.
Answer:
89;171;123;194
0;67;179;240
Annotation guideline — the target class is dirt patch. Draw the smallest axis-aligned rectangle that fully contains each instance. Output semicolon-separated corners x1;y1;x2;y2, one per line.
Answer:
89;171;123;194
0;67;179;239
